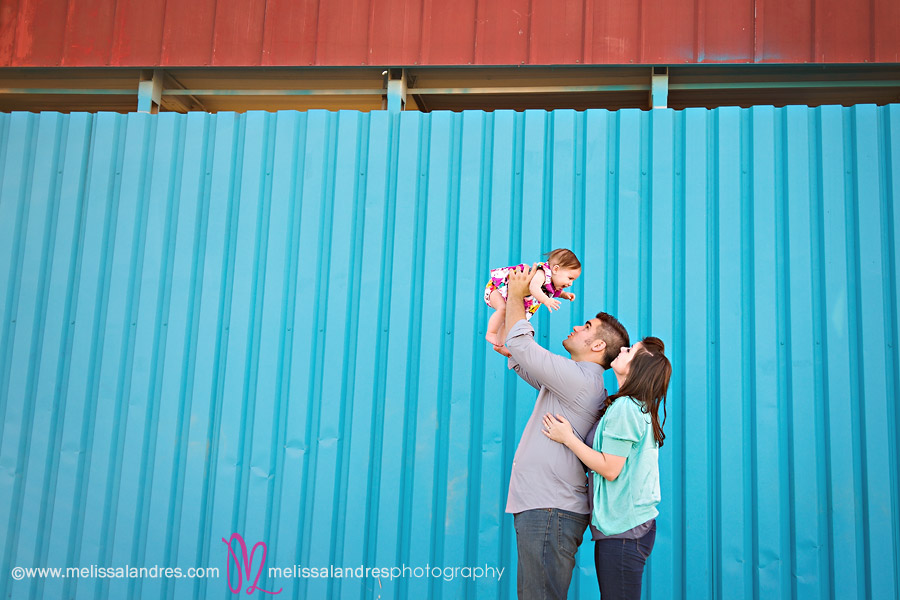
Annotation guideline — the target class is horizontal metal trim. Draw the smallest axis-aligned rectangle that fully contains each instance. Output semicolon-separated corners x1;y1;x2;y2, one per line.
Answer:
3;81;896;98
162;88;384;96
0;88;137;94
409;85;652;94
669;80;900;90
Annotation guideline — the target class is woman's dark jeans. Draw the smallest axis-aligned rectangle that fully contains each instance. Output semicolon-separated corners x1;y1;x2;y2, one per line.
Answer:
593;521;656;600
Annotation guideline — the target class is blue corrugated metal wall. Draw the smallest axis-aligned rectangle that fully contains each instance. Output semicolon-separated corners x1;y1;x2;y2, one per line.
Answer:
0;106;898;600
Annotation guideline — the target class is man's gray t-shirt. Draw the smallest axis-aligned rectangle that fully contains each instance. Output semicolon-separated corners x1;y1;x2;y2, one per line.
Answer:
504;319;607;515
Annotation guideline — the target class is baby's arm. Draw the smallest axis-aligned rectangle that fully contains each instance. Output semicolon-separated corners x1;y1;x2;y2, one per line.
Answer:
528;271;560;311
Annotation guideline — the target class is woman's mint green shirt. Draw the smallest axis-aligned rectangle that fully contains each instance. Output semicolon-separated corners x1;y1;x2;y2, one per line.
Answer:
591;397;660;535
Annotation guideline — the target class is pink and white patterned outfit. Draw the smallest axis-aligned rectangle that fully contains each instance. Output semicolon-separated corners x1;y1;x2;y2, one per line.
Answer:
483;261;563;320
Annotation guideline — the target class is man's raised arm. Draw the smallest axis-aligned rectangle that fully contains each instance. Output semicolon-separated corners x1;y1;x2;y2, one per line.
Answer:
502;264;583;395
503;263;537;334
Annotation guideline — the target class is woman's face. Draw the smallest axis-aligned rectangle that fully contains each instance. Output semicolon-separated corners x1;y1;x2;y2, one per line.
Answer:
611;342;644;378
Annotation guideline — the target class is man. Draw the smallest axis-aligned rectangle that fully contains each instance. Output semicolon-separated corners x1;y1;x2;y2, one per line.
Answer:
501;264;629;600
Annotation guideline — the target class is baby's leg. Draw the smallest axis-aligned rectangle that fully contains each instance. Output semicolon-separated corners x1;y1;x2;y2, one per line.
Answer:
485;290;507;346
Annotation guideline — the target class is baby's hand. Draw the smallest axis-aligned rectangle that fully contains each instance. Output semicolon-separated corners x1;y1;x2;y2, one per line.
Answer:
561;291;576;301
543;298;561;312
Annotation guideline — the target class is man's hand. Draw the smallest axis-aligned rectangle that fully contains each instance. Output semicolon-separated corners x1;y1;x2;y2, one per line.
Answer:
507;263;540;301
503;263;540;353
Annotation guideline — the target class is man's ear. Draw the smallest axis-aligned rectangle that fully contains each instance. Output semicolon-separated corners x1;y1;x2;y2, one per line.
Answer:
591;338;607;354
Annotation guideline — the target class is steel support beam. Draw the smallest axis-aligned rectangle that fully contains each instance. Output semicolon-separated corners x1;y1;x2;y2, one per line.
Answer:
385;68;407;113
137;69;163;113
651;67;669;109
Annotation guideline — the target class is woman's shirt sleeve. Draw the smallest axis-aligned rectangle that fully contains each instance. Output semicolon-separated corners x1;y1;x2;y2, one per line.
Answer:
599;399;646;458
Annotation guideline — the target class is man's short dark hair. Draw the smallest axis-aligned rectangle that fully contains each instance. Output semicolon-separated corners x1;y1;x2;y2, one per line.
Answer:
594;312;629;369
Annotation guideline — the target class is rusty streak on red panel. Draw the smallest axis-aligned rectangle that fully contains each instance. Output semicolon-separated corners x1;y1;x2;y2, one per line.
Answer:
9;0;68;65
61;0;115;65
2;0;23;64
29;0;68;65
369;0;423;66
261;0;319;66
111;0;165;65
0;0;17;66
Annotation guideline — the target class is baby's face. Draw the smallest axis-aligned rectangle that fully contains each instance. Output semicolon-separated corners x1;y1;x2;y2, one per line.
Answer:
551;266;581;289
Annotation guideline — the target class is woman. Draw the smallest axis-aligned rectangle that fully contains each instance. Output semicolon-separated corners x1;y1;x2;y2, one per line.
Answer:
542;336;671;600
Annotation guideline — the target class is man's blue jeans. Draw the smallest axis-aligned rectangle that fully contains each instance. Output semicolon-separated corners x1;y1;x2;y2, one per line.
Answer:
514;508;590;600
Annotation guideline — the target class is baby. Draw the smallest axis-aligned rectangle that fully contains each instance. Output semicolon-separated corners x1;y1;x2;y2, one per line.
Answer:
484;248;581;346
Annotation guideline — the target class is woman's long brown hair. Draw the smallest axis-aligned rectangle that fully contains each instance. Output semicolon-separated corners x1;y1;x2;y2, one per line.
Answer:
606;336;672;447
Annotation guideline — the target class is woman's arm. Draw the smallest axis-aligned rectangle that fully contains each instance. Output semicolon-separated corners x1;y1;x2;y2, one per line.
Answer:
541;413;626;481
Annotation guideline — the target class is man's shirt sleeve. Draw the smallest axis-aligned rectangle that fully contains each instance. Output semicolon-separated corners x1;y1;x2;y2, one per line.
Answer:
505;319;540;389
504;319;587;397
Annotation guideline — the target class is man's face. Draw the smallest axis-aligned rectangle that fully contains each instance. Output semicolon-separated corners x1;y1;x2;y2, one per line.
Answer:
562;318;603;356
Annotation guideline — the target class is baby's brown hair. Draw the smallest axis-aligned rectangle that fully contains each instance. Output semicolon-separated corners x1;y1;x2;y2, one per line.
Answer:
544;248;581;270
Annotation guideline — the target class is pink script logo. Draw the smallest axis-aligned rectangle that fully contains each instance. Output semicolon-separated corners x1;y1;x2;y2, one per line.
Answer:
222;533;282;595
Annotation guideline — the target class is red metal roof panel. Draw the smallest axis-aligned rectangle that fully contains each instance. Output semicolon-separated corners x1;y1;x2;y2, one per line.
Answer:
875;0;900;61
757;0;810;63
699;0;755;63
261;0;321;66
4;0;69;65
2;0;899;67
110;0;165;66
60;0;116;66
317;0;371;65
211;0;267;66
160;0;216;66
642;0;697;64
474;0;530;65
815;0;871;62
530;0;585;65
421;0;476;65
369;0;424;66
587;0;642;64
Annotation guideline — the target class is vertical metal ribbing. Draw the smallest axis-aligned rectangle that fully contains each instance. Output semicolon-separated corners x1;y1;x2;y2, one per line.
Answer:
0;106;898;600
884;104;900;600
329;110;370;600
